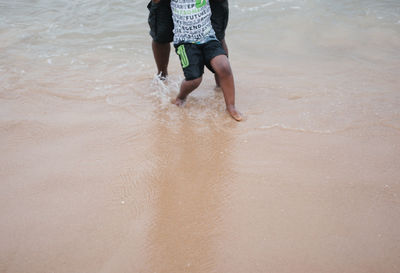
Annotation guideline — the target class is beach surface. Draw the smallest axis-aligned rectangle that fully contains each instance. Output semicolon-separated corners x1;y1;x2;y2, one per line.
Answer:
1;0;400;272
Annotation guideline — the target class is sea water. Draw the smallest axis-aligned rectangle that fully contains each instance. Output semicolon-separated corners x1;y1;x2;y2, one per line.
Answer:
1;0;399;131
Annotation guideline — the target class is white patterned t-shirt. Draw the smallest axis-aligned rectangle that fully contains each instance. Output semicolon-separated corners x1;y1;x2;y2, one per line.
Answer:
171;0;217;45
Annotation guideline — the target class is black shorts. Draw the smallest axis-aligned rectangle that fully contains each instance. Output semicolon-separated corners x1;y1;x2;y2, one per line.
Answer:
175;40;227;81
147;0;229;43
147;0;174;43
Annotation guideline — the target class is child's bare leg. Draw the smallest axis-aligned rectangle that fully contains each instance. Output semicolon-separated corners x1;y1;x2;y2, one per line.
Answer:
152;41;170;79
214;39;229;87
172;77;202;106
210;55;242;121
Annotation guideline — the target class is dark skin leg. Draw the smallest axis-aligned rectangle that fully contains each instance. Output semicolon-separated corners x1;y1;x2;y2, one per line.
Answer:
172;55;242;121
152;40;170;79
210;54;242;121
214;39;228;87
172;77;203;106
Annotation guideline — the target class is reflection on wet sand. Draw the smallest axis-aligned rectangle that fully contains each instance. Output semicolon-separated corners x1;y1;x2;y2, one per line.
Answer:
146;115;233;272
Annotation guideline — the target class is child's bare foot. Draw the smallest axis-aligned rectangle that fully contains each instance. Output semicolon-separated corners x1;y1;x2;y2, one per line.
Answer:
171;97;186;106
214;86;222;92
158;75;167;81
227;105;242;121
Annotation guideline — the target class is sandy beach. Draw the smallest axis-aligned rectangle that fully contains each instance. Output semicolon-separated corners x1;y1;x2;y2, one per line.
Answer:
1;0;400;272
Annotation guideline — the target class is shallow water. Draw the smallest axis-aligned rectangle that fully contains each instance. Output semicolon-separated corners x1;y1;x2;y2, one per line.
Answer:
1;0;400;272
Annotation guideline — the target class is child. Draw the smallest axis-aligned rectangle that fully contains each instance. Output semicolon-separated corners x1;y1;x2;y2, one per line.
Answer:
170;0;242;121
147;0;230;81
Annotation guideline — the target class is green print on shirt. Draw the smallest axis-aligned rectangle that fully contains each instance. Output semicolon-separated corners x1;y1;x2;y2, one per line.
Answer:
177;45;189;68
196;0;207;8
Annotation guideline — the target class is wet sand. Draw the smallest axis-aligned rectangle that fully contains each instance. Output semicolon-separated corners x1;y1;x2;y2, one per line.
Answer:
1;87;399;272
1;0;400;272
